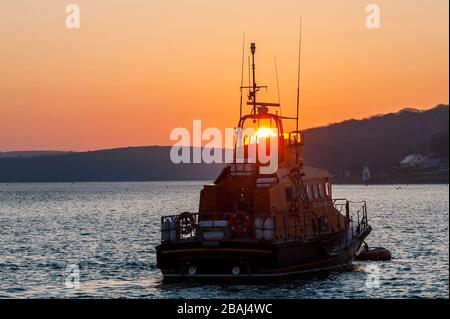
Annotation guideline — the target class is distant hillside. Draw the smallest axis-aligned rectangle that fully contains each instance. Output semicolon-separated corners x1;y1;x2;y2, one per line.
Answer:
0;104;448;182
0;151;72;158
0;147;223;182
302;104;449;174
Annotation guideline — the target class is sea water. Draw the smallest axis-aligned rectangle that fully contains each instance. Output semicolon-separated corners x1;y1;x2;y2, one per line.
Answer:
0;182;448;298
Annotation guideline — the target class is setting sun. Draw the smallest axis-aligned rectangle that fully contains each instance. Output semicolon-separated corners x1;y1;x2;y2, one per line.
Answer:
255;127;278;139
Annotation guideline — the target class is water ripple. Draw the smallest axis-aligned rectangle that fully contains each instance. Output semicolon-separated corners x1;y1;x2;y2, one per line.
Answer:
0;182;448;298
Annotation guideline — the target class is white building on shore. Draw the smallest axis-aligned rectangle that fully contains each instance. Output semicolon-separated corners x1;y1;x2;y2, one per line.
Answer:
400;154;425;169
362;164;371;183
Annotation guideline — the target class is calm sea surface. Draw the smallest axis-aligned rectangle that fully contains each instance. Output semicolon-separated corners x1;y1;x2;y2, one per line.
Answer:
0;182;448;298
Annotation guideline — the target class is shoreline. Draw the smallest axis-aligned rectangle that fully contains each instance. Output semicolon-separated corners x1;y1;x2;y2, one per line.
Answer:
333;174;449;185
0;179;448;185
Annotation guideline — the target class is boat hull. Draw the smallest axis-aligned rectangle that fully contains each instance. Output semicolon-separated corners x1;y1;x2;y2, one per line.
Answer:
156;226;371;280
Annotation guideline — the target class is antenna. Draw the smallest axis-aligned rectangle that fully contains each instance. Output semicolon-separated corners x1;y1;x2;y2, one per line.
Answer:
296;15;303;135
248;56;251;100
274;57;281;116
295;15;303;166
239;33;245;119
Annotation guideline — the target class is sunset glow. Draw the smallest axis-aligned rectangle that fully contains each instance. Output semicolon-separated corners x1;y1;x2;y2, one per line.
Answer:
0;0;448;151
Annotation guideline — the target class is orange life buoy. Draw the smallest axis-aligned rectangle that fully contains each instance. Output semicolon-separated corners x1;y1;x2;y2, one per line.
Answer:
229;211;252;237
176;212;195;236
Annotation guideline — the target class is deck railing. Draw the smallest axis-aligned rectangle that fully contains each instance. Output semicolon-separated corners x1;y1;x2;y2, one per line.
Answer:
333;199;369;243
160;200;369;244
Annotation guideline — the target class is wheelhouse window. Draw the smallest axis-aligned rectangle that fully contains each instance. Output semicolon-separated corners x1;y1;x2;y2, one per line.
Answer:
306;184;313;199
320;183;328;198
325;182;331;197
314;184;320;199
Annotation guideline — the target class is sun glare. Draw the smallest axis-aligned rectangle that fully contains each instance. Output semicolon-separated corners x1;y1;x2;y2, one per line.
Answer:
255;127;277;139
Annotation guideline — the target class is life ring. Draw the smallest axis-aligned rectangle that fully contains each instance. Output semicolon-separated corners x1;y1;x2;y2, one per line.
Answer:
229;211;252;237
176;212;195;236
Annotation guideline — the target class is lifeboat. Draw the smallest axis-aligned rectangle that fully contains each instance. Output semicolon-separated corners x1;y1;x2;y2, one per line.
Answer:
155;43;372;279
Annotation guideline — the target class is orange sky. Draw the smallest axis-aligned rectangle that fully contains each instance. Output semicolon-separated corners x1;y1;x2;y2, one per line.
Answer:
0;0;448;151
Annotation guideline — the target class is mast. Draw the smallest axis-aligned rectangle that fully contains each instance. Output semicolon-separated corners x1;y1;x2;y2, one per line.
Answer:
240;43;276;115
250;43;257;114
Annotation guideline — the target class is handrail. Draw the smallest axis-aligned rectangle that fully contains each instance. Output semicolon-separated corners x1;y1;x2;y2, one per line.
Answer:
160;199;369;244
